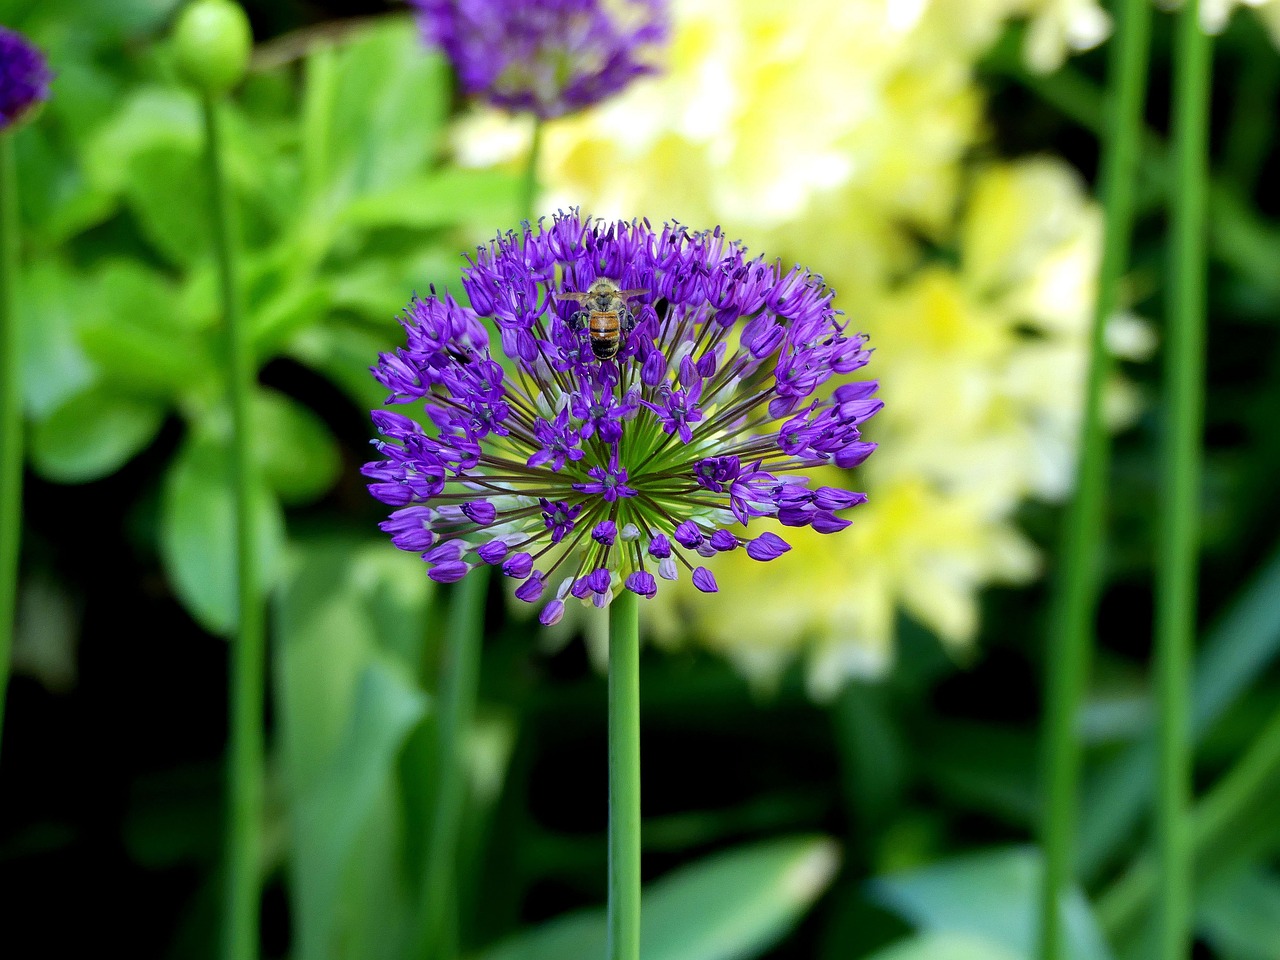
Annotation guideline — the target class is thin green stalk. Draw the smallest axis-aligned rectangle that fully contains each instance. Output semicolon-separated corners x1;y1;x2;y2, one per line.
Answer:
416;571;487;960
1037;3;1150;958
0;135;20;760
608;590;641;960
1097;707;1280;938
1155;6;1212;959
521;118;544;224
203;95;264;960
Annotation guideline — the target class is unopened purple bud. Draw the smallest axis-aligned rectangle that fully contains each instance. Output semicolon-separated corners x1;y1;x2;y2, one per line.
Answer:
832;380;879;402
658;557;678;581
833;441;877;469
648;533;672;558
592;521;618;546
571;577;593;599
503;552;534;579
811;511;852;534
692;567;718;593
425;540;465;564
625;570;658;598
641;350;666;386
429;561;470;583
777;505;814;527
539;600;565;626
695;349;719;378
674;521;704;548
746;532;791;561
593;590;610;608
586;568;611;593
462;500;497;525
813;487;868;511
696;542;717;558
678;355;699;388
515;573;546;603
709;529;738;552
476;539;508;564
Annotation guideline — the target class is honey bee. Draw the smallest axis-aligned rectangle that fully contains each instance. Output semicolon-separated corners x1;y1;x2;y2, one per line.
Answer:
556;278;648;361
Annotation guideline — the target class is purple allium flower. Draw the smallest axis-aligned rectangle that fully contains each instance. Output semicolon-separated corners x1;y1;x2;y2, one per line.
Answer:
410;0;668;120
365;211;880;622
0;28;52;130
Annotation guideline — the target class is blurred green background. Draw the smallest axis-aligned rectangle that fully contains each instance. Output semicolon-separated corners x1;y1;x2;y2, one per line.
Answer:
2;1;1280;959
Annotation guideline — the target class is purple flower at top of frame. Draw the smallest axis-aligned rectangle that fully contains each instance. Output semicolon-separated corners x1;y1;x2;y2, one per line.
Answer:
365;211;880;623
0;28;52;130
409;0;668;119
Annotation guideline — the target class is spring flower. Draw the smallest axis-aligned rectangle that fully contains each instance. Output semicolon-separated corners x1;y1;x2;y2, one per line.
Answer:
0;27;52;130
410;0;668;119
365;212;878;624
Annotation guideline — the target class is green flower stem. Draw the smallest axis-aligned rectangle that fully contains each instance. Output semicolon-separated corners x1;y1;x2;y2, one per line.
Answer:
0;135;20;760
416;571;487;960
522;118;544;224
1037;2;1150;958
1097;707;1280;939
202;94;264;960
608;589;642;960
1156;6;1212;960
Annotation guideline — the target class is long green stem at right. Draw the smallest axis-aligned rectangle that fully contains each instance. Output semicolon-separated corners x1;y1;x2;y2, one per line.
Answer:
1155;5;1212;959
1037;3;1151;958
608;590;641;960
203;95;264;960
0;135;20;761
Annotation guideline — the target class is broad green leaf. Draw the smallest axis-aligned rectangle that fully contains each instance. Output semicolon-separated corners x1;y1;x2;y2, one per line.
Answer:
15;121;117;246
869;847;1113;960
275;536;435;960
1198;864;1280;960
122;144;213;267
342;169;521;232
864;933;1022;960
482;835;840;960
83;88;202;196
319;21;450;206
291;661;427;960
160;437;284;636
253;390;340;506
18;260;97;418
249;282;332;358
1077;543;1280;878
30;385;166;483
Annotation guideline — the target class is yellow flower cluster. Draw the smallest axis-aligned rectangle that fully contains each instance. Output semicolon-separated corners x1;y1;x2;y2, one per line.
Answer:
452;0;1151;694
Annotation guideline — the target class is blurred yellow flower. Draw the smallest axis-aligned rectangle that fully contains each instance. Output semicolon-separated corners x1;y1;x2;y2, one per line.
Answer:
455;0;1145;694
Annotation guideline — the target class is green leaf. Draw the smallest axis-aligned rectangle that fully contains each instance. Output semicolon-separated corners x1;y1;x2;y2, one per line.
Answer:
274;536;435;960
1077;543;1280;878
864;933;1022;960
482;835;840;960
318;21;450;206
83;88;202;196
253;391;340;506
30;385;166;484
869;847;1113;960
1197;864;1280;960
160;437;284;636
122;143;213;267
342;168;521;232
18;260;97;419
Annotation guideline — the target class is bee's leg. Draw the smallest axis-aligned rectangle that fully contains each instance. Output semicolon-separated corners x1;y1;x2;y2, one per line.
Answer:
621;307;635;333
569;309;588;333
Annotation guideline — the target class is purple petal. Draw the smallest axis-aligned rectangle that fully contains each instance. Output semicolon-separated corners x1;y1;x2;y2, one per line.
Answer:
691;567;718;593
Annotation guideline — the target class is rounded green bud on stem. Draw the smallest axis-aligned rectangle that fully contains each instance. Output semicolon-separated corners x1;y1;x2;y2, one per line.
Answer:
173;0;252;95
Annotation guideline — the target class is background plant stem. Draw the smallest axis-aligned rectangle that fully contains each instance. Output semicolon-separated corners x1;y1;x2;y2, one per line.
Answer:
522;118;543;224
608;590;641;960
203;94;264;960
1156;4;1212;958
0;135;20;762
1037;2;1150;957
416;571;486;960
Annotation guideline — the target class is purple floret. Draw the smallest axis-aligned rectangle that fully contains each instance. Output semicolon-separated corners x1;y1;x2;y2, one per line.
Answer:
0;28;52;131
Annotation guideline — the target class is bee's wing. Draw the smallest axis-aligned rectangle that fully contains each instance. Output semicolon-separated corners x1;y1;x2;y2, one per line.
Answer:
615;289;649;298
554;291;591;303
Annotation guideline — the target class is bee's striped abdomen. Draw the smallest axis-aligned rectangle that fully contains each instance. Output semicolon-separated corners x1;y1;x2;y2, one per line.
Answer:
588;311;622;359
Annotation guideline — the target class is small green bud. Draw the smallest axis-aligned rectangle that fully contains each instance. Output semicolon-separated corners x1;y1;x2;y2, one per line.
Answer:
173;0;253;95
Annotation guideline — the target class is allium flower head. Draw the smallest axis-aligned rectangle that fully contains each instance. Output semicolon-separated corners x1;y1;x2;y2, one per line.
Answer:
410;0;668;119
365;211;879;624
0;27;52;131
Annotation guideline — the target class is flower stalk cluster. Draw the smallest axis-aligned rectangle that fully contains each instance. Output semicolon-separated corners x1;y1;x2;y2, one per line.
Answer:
366;212;879;624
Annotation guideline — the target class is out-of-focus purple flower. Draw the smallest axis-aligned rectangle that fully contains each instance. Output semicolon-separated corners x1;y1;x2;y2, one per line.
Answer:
365;211;879;622
409;0;668;119
0;28;52;130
